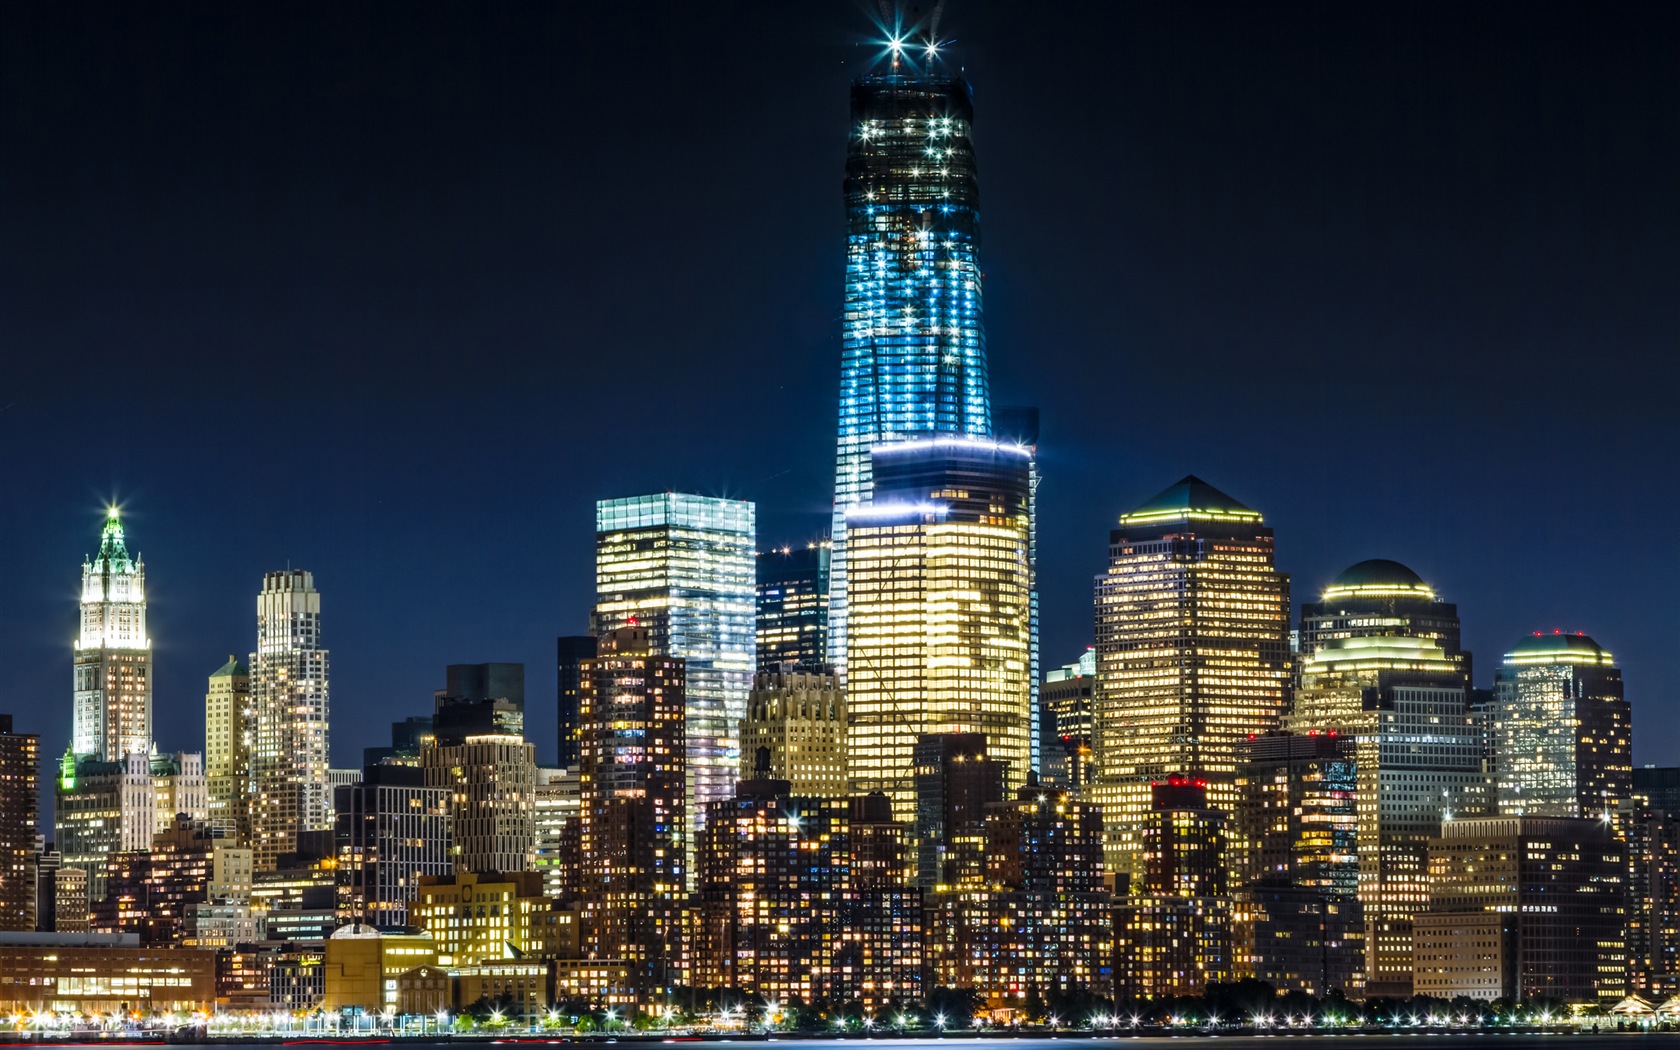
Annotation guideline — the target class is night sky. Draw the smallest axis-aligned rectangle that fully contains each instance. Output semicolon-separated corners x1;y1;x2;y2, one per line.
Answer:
3;2;1676;809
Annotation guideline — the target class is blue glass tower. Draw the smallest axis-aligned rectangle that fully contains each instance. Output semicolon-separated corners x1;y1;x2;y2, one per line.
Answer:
830;55;991;669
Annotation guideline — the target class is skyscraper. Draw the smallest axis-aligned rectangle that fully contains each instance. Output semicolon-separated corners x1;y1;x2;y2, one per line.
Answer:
576;626;686;1000
422;665;537;875
755;542;830;671
73;508;151;763
204;656;250;841
1092;476;1291;875
592;492;754;871
1288;633;1486;997
846;438;1033;818
334;764;451;927
555;635;598;769
249;570;331;871
737;669;846;797
0;714;39;931
1494;632;1631;822
829;58;991;670
1041;648;1096;788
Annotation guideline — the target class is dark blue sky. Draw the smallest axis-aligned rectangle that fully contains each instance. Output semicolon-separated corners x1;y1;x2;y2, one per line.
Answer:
3;2;1676;798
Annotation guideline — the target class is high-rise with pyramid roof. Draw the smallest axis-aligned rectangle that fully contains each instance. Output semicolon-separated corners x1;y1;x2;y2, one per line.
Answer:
1091;476;1291;877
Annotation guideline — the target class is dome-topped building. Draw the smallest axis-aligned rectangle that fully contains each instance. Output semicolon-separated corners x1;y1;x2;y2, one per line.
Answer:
1495;629;1629;820
1298;558;1469;685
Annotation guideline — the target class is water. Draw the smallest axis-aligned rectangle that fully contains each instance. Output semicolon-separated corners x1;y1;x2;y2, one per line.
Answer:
23;1037;1680;1050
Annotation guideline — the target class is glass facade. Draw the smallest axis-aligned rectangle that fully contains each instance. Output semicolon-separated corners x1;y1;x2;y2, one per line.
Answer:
755;541;830;671
829;68;992;670
591;493;754;880
1494;631;1630;820
844;439;1033;822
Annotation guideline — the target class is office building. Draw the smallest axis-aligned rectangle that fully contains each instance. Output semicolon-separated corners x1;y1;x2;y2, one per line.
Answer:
55;751;156;903
412;871;548;966
1495;631;1631;820
829;61;992;672
249;570;331;870
334;763;451;926
697;779;923;1011
1112;777;1235;999
73;508;152;763
1289;629;1488;997
1041;649;1095;788
421;737;535;877
1092;477;1291;876
534;765;581;901
592;493;754;874
203;656;250;840
95;818;250;947
1236;732;1363;997
737;668;846;797
433;662;525;743
757;542;831;671
576;626;687;1000
1413;816;1626;1004
555;635;597;769
0;932;215;1014
912;732;1005;889
0;715;39;931
847;438;1033;817
928;787;1108;1010
1634;767;1680;819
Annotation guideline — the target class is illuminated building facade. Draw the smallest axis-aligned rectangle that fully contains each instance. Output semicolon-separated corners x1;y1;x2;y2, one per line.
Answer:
0;716;38;932
846;438;1033;819
555;635;597;769
1288;632;1487;998
73;509;151;763
1412;816;1626;1004
334;763;452;926
738;669;847;796
697;779;924;1011
1297;560;1470;681
55;751;157;903
533;765;581;901
320;924;439;1013
0;933;216;1014
412;871;547;966
592;493;754;873
95;819;249;947
1041;649;1095;788
203;656;250;840
1092;477;1291;876
1622;794;1680;998
1112;779;1234;999
913;732;1005;889
756;542;831;670
829;62;991;672
249;570;331;870
929;787;1109;1010
576;626;686;1000
1494;632;1631;820
1235;732;1363;997
421;664;536;876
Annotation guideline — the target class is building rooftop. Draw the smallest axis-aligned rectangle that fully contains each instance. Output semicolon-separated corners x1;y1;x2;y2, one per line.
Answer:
1118;475;1261;527
1321;559;1438;603
1504;630;1614;667
210;654;247;678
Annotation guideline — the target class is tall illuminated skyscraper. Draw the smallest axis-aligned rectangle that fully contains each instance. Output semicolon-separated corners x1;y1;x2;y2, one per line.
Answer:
1495;631;1630;820
755;542;830;671
73;509;151;762
845;437;1033;820
828;53;991;670
0;714;39;932
592;493;754;876
249;570;331;870
1091;477;1290;877
204;656;251;841
1297;559;1470;684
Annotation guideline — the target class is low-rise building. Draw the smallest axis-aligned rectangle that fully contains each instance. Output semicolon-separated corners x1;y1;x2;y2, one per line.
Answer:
0;931;215;1014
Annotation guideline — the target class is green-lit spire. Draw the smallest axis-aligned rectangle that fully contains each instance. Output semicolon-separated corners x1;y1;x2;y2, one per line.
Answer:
93;505;134;573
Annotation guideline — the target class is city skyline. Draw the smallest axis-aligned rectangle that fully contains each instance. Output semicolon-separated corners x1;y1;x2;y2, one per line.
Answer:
3;2;1675;796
